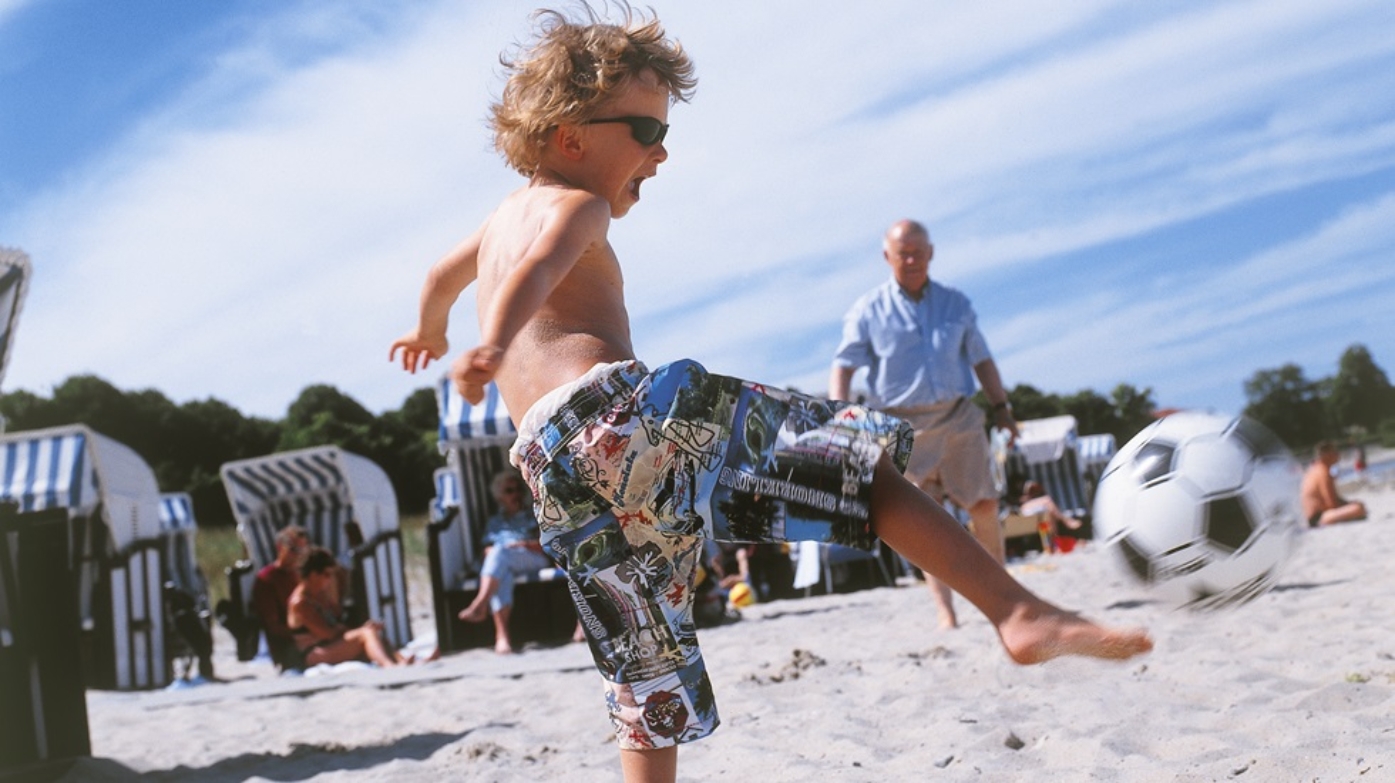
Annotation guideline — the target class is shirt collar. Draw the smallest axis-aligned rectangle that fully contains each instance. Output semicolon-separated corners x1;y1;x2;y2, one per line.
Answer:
889;277;930;301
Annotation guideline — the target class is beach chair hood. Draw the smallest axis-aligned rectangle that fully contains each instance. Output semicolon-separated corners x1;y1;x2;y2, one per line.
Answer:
0;424;169;690
158;492;207;598
436;376;516;452
220;445;411;649
0;424;162;552
1015;415;1079;465
1001;415;1093;519
221;445;398;568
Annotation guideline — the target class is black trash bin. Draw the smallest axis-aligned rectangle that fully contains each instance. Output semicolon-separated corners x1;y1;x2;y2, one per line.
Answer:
0;504;91;768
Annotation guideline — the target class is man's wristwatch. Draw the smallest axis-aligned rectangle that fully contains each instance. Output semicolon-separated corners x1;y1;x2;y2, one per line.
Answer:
992;401;1012;414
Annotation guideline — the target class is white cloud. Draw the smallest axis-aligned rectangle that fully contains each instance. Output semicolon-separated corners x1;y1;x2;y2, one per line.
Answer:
990;190;1395;409
0;0;30;26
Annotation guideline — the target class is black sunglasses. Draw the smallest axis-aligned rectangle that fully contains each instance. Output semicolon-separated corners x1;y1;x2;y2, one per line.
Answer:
585;116;668;146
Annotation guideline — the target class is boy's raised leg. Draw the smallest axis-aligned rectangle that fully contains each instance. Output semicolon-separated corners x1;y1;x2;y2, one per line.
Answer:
869;456;1152;664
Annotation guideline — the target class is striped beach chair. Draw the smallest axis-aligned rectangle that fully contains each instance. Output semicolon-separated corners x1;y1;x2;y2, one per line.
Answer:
429;378;575;653
0;425;170;690
158;493;214;679
0;246;31;399
1077;433;1118;502
1006;415;1092;519
996;415;1120;553
220;446;412;655
158;493;207;602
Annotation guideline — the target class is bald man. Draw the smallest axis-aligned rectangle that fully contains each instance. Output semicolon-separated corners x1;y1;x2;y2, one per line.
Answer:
830;219;1018;629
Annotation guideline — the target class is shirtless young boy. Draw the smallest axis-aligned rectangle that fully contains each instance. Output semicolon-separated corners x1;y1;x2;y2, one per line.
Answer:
391;6;1151;780
1301;441;1368;527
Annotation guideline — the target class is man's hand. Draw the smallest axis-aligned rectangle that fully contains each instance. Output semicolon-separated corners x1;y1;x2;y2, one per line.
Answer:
389;331;449;373
993;405;1020;445
452;345;505;404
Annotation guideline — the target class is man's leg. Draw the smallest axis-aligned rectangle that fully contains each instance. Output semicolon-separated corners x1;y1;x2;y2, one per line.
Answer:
927;577;958;630
1319;501;1368;525
968;497;1005;564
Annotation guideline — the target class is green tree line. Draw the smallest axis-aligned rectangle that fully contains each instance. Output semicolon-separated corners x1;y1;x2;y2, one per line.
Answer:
1;343;1387;527
986;342;1395;456
0;377;441;527
1241;343;1395;452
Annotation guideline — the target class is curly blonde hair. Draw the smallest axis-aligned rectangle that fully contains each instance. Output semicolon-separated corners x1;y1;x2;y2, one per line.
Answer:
491;3;697;176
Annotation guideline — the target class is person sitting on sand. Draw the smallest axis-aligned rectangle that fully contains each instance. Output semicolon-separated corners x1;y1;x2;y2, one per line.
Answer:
1019;480;1083;553
287;548;410;668
456;468;554;654
250;525;309;671
1301;441;1368;527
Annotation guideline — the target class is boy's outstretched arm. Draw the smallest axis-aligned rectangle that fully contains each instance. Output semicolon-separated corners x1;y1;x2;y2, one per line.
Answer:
453;192;611;403
390;225;486;373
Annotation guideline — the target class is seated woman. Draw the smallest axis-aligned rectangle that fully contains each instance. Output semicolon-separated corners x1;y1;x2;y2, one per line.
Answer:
1019;480;1083;553
457;468;553;654
287;547;408;668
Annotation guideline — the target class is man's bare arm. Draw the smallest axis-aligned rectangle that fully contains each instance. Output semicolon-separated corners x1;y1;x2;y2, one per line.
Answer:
828;364;856;402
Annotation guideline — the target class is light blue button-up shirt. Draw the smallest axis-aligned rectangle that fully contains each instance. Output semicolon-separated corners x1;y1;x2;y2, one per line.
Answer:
833;278;993;409
483;508;540;547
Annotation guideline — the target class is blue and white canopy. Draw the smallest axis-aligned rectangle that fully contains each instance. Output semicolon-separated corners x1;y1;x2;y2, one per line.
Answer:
0;247;31;393
1014;415;1079;465
1077;433;1117;473
158;492;207;599
430;467;461;523
436;375;516;449
221;446;399;568
158;492;196;532
1008;415;1090;517
0;424;162;551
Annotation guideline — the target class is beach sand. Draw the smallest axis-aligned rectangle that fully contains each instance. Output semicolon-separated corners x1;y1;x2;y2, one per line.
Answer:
69;475;1395;782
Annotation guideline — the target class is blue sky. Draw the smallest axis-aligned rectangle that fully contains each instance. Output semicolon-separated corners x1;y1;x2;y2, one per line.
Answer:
3;0;1394;424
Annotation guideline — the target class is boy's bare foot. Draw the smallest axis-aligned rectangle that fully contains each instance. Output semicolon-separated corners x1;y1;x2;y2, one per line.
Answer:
458;603;487;623
996;600;1153;664
494;637;515;655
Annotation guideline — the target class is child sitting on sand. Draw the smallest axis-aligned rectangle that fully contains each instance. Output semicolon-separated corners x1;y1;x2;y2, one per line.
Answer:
390;4;1152;780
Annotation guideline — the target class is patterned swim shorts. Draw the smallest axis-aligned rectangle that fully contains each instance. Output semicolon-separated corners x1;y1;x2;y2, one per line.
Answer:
512;359;912;749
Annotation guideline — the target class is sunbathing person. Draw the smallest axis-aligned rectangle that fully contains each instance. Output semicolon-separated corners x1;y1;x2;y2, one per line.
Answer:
287;548;407;668
457;469;553;654
250;524;309;671
1301;441;1368;527
1019;480;1083;553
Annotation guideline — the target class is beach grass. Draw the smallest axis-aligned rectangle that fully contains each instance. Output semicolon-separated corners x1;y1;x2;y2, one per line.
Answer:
195;524;246;610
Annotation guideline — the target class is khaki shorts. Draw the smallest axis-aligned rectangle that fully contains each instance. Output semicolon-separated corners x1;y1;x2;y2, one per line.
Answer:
888;397;999;509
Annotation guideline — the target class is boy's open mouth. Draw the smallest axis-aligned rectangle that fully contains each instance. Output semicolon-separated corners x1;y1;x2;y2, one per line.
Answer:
629;177;644;199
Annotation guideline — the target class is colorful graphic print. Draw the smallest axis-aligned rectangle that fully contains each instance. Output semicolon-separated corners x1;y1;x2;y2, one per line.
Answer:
517;360;911;749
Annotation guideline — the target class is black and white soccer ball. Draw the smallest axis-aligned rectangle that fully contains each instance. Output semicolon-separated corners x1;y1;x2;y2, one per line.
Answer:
1092;411;1303;611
